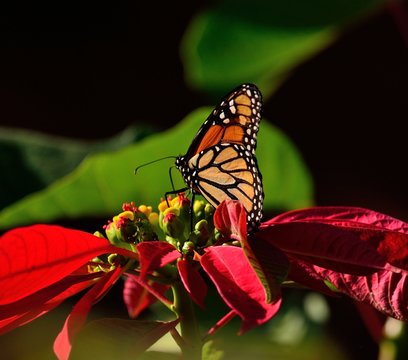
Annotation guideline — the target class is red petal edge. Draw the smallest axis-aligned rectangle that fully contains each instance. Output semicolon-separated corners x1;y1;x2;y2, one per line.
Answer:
0;224;137;305
177;258;208;308
123;274;170;318
0;271;102;335
136;241;180;278
213;199;247;242
201;246;281;334
53;266;123;360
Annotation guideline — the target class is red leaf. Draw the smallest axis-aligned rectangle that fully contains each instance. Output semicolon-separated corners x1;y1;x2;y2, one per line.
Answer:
242;234;288;304
302;264;408;321
201;246;281;334
213;199;247;242
130;275;173;306
177;258;208;308
53;266;123;360
0;270;102;334
257;221;390;274
136;241;180;278
268;206;408;233
0;225;136;305
0;301;63;336
265;206;408;270
214;200;287;304
123;274;169;318
287;259;340;297
258;207;408;320
354;301;386;343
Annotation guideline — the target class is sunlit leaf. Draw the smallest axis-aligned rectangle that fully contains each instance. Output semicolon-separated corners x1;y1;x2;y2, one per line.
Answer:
0;225;136;305
0;107;313;229
181;0;385;98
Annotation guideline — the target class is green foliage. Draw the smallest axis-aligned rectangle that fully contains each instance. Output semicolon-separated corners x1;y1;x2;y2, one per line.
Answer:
0;107;313;230
0;126;151;209
181;0;385;98
70;319;179;359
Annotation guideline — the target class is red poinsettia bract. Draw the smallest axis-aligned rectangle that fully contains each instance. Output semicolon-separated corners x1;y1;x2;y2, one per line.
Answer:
254;205;408;321
134;227;283;335
2;199;408;359
0;225;140;359
0;201;283;359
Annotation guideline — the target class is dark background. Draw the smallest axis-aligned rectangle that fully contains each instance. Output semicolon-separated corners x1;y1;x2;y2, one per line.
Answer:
0;1;407;359
1;2;407;220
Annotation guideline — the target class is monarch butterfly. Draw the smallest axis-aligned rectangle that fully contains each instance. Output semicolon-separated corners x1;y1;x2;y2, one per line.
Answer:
175;83;264;232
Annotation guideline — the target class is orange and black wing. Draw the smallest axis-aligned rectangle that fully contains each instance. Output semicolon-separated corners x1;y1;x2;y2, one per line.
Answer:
175;83;264;232
186;83;262;157
191;143;263;231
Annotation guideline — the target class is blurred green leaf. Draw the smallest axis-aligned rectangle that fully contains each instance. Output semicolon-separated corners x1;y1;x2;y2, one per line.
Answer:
139;351;181;360
0;126;151;209
181;0;385;98
0;107;313;230
70;318;179;360
202;340;225;360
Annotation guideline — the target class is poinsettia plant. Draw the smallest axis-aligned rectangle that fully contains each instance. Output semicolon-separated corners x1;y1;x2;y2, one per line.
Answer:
1;194;408;359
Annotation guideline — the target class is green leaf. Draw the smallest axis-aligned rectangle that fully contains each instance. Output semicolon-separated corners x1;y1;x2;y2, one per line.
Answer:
0;107;313;230
70;318;180;360
181;0;385;98
0;126;151;209
202;340;225;360
257;120;314;212
138;351;181;360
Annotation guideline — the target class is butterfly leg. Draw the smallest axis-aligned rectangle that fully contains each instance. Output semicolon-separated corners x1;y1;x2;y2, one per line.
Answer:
164;187;189;207
189;192;195;232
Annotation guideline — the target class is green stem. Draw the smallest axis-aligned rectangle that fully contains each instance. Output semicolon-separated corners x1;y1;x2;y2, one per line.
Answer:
172;281;202;360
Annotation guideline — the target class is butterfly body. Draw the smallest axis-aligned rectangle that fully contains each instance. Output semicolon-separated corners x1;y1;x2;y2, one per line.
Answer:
175;84;264;232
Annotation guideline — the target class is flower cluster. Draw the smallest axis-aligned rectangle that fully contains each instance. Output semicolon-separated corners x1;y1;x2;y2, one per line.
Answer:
100;201;159;246
157;194;218;251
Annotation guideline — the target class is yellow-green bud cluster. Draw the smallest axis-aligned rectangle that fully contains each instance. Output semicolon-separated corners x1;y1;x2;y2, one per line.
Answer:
97;197;217;255
100;204;159;250
158;195;216;253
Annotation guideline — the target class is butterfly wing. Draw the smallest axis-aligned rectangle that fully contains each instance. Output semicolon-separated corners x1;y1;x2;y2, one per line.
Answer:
190;143;263;231
176;83;264;231
185;83;262;158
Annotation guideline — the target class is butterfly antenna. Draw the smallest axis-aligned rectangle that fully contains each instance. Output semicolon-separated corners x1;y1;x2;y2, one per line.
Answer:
134;156;177;175
168;166;176;192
